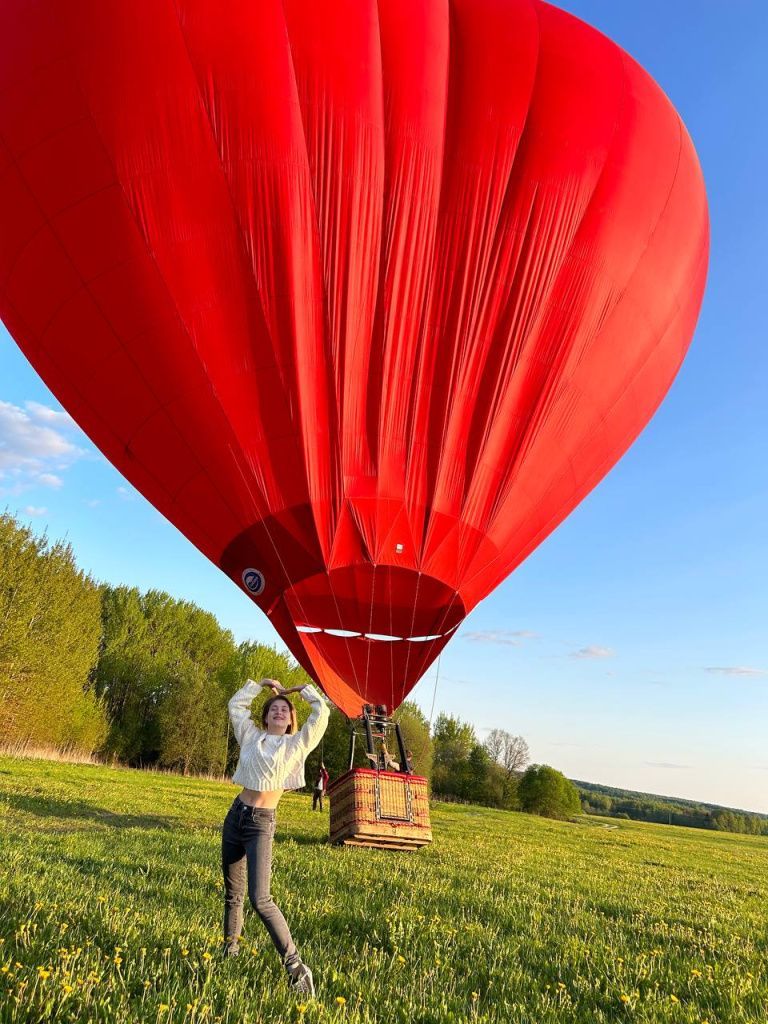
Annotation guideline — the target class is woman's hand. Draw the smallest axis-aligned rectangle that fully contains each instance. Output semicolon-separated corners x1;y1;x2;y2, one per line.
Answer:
250;679;305;696
252;678;283;693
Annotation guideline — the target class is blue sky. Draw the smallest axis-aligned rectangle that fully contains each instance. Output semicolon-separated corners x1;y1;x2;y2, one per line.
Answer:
2;2;767;813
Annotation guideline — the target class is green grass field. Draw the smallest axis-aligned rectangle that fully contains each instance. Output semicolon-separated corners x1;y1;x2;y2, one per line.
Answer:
1;756;766;1023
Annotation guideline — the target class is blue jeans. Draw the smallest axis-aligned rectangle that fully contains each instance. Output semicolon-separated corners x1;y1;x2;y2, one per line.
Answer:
221;796;299;969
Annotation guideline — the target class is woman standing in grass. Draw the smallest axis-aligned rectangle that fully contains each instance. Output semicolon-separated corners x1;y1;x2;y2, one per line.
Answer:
223;677;329;996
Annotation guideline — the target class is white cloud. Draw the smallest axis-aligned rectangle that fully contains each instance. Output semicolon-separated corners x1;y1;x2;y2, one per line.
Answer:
646;761;692;770
463;629;539;646
84;498;102;507
571;646;615;659
704;666;768;678
0;400;85;495
24;401;77;429
23;505;47;517
0;400;76;467
36;473;64;488
116;485;136;501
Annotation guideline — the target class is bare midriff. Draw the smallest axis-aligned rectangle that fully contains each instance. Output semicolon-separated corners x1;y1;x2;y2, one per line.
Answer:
238;788;283;809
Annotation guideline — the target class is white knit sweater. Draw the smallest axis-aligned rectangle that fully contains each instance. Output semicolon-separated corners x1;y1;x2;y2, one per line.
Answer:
228;680;330;791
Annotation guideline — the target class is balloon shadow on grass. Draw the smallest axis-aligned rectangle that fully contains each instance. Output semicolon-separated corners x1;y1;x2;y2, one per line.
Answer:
2;791;177;830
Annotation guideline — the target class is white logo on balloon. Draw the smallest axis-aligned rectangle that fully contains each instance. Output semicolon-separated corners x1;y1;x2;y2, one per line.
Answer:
242;568;266;596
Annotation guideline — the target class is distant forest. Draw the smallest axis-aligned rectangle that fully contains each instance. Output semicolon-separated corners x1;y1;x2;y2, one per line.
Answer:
577;780;768;836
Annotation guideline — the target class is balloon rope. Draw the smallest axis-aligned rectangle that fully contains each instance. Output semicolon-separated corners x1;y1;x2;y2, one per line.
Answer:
324;571;365;697
428;652;442;733
411;652;442;771
399;569;423;713
363;563;378;703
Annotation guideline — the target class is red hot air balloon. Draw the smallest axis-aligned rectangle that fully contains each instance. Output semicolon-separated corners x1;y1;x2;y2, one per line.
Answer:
0;0;708;717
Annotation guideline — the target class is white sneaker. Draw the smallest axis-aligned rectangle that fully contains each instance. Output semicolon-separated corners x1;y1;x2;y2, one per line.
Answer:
289;963;315;997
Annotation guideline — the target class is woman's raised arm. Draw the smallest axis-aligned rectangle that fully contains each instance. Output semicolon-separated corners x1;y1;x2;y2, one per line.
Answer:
227;678;270;745
290;684;330;755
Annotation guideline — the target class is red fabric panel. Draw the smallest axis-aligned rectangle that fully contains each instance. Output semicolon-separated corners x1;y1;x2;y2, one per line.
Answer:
0;0;708;716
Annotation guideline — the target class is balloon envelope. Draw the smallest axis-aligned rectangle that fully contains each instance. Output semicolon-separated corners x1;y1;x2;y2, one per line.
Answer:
0;0;708;716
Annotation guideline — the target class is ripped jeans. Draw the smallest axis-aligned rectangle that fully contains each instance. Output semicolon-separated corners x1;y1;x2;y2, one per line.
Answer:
221;796;300;970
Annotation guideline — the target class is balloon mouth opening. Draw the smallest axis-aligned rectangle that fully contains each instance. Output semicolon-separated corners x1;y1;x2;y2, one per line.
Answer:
284;567;463;714
293;623;460;643
282;564;466;640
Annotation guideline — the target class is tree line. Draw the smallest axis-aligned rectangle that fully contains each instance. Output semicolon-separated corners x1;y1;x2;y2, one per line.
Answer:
579;781;768;836
3;512;762;832
1;512;309;774
0;512;579;817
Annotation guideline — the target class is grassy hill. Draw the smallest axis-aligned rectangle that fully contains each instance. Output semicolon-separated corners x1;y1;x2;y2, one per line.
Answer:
1;756;767;1023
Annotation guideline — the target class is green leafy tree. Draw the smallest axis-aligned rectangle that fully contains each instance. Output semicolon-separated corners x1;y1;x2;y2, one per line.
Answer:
518;764;581;819
431;713;476;796
95;586;236;771
0;514;106;752
394;702;432;778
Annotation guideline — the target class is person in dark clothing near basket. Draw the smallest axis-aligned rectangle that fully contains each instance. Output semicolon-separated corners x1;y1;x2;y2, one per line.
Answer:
312;763;330;810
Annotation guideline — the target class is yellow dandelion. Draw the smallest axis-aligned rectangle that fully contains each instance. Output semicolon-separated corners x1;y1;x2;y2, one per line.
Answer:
297;1005;308;1014
620;994;631;1004
63;983;74;994
336;996;346;1006
202;951;213;961
670;994;679;1004
98;896;107;904
38;968;51;980
181;949;189;957
187;1004;193;1011
159;1004;169;1012
471;991;479;1000
144;980;151;988
557;982;566;990
114;956;123;966
690;969;702;978
397;955;406;964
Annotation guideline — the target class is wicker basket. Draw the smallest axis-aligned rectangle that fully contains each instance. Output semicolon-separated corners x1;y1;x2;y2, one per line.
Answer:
328;768;432;850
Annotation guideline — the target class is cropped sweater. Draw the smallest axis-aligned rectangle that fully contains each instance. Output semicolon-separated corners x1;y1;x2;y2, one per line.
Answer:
228;680;330;792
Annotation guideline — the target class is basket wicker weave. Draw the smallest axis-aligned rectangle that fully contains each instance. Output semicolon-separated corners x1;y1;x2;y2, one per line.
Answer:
328;768;432;850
